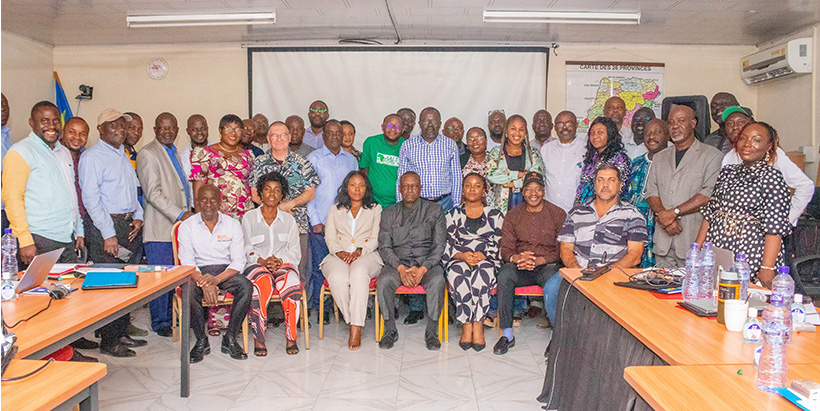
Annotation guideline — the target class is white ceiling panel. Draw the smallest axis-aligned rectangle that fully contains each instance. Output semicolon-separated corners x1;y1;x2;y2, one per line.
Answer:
2;0;818;46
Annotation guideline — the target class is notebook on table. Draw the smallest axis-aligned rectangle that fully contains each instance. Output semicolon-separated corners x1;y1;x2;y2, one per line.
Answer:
81;271;139;290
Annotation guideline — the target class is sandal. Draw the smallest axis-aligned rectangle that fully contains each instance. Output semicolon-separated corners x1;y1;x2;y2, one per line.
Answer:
286;340;299;355
254;347;267;357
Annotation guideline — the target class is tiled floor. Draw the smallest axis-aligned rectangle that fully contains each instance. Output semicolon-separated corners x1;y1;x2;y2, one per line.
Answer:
88;308;551;410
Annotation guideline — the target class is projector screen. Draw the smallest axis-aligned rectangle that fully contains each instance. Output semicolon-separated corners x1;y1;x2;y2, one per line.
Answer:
249;46;549;150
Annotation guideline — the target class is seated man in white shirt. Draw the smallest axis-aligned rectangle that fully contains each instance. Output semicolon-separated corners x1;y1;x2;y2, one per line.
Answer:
177;183;253;363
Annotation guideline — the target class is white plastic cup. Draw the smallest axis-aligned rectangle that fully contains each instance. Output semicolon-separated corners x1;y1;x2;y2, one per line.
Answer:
724;299;749;332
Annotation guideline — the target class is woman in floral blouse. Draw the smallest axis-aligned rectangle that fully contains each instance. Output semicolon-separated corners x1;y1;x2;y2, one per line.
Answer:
575;116;632;205
487;115;545;214
191;114;254;218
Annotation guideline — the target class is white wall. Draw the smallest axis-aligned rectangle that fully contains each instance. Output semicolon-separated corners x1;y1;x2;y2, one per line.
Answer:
52;43;247;149
1;31;54;142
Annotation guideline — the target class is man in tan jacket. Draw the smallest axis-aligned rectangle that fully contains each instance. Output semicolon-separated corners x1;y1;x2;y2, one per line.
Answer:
136;112;193;337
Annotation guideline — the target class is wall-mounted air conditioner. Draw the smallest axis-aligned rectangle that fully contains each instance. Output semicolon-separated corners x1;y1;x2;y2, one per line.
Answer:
741;37;812;85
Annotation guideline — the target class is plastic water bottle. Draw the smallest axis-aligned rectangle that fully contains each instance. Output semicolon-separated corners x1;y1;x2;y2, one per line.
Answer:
1;229;18;301
742;308;762;344
771;267;795;344
790;294;806;324
683;243;700;301
699;242;715;299
757;296;790;392
732;253;752;301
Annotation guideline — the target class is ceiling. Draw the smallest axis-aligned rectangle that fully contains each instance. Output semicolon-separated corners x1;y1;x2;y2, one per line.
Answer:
2;0;819;47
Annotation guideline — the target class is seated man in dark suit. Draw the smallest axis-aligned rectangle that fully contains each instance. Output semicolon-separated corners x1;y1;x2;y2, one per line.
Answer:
177;184;253;363
377;171;447;351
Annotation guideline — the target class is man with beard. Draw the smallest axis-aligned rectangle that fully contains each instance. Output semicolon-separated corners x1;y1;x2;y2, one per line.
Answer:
241;118;265;157
397;107;416;140
630;107;656;153
286;115;314;157
626;119;670;268
304;100;329;149
541;110;586;213
442;116;469;167
530;109;554;152
721;106;814;227
486;109;505;150
137;112;194;337
645;105;722;267
180;114;209;208
703;92;739;154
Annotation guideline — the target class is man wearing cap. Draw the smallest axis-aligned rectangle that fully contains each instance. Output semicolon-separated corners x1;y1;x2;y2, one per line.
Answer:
703;92;739;154
494;172;566;355
137;112;194;337
80;109;147;357
721;106;814;226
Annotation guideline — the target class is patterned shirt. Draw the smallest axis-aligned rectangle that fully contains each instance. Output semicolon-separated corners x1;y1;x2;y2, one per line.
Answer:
558;199;647;269
626;153;655;267
249;150;320;234
462;153;493;206
397;134;462;202
190;146;254;218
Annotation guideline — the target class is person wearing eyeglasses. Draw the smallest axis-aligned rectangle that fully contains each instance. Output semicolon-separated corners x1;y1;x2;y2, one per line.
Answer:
629;106;656;160
249;121;319;288
530;109;554;152
304;100;329;149
190;114;254;218
442;117;469;167
462;127;492;198
360;113;406;208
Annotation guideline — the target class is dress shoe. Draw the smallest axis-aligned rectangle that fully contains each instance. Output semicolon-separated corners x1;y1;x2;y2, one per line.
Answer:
156;327;173;338
404;310;423;325
119;336;148;348
537;316;552;329
378;329;399;350
472;343;486;352
425;332;441;351
100;344;136;358
127;323;149;337
70;349;99;362
459;341;473;351
190;339;211;363
70;337;100;350
493;336;516;355
221;335;248;360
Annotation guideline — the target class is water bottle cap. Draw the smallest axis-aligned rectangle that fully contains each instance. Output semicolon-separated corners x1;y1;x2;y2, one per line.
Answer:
777;266;789;274
691;243;699;249
704;242;713;250
736;253;746;261
3;228;10;234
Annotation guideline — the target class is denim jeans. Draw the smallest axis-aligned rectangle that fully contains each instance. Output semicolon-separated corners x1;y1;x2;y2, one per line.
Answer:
543;271;564;322
145;241;174;331
308;230;330;310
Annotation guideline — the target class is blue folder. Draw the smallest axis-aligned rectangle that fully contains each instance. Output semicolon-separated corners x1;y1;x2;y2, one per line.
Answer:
81;271;139;290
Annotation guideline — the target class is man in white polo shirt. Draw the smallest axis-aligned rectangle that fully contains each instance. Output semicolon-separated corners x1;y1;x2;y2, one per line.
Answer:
178;184;252;363
540;110;586;213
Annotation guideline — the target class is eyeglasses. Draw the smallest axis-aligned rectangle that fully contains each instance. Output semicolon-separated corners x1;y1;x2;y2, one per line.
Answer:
634;116;653;121
446;125;463;131
555;121;576;128
269;132;291;140
488;109;506;116
466;135;486;142
309;108;328;114
221;127;241;134
420;118;439;126
384;123;402;130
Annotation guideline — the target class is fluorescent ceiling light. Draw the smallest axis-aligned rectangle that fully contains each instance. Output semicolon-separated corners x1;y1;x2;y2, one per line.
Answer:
483;10;640;25
127;12;275;28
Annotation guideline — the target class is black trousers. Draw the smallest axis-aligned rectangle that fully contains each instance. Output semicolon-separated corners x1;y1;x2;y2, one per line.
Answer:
30;233;77;264
84;214;144;264
190;265;253;342
497;262;560;329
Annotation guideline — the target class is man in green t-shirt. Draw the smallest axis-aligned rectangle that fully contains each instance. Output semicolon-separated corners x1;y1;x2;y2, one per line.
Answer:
359;114;405;207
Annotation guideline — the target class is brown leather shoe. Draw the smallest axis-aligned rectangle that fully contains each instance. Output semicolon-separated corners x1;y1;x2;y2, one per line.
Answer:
70;349;99;362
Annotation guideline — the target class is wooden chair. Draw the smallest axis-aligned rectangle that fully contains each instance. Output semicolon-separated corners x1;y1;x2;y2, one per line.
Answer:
491;285;544;336
378;285;449;343
318;277;379;341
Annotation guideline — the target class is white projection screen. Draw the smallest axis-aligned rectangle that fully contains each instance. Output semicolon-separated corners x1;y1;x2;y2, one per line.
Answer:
249;47;549;150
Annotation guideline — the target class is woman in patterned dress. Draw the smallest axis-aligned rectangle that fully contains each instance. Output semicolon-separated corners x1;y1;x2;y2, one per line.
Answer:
487;115;545;214
576;116;632;205
443;173;504;352
697;122;792;288
191;114;254;218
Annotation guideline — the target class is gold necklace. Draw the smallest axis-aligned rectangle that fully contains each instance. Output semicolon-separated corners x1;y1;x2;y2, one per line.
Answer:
218;142;239;153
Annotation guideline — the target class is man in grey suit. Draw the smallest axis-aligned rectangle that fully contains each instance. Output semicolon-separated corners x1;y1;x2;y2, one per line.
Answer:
645;105;722;267
137;112;194;337
377;171;446;351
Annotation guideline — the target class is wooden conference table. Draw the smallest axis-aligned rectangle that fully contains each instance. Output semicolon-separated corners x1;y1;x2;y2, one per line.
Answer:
1;266;195;397
538;268;820;410
625;364;820;411
2;359;107;411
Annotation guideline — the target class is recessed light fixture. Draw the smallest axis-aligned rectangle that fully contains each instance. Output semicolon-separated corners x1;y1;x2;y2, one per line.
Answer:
126;12;275;28
483;10;641;25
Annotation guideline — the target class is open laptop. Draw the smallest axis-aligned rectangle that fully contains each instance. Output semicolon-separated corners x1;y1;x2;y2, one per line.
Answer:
679;247;767;315
14;248;63;293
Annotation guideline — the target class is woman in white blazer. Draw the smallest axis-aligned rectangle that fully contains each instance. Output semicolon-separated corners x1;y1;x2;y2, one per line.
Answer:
320;170;383;350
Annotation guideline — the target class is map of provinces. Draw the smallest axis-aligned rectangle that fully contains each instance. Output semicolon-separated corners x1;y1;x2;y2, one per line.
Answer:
582;77;661;127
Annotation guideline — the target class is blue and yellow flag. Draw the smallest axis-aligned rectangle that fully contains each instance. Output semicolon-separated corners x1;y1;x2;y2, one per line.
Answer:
53;71;73;126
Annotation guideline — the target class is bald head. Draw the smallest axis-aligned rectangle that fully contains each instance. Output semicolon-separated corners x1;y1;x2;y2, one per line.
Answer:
186;114;208;146
603;96;627;127
443;117;464;144
285;115;305;147
155;112;179;147
419;107;442;141
667;104;697;145
710;92;739;125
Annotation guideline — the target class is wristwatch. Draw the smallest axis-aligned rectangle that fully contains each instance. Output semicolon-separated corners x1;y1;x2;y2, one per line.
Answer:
673;207;681;217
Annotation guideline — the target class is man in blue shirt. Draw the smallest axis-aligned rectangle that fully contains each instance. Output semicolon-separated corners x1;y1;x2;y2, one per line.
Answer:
80;108;147;357
137;112;194;337
306;119;358;316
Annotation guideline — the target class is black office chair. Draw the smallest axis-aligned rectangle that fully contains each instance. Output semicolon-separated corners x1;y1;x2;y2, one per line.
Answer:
790;254;820;300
